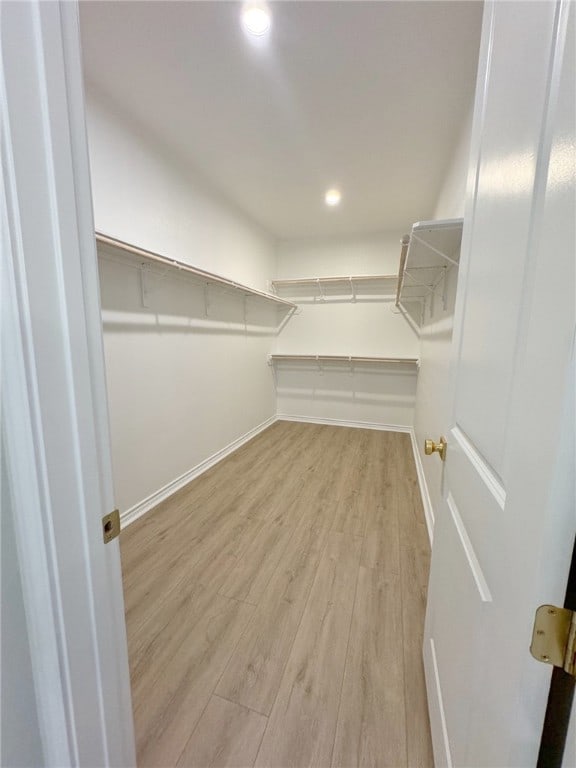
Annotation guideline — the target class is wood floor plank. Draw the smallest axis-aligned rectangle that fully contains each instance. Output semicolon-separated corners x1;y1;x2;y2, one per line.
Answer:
234;424;326;523
219;516;294;605
216;515;330;714
126;512;262;666
123;498;254;619
120;422;433;768
242;425;329;525
331;429;370;537
361;515;401;576
121;420;310;580
254;531;362;768
292;426;352;531
361;430;402;576
214;428;335;607
134;593;254;767
400;544;434;768
126;427;335;666
332;567;406;768
176;695;267;768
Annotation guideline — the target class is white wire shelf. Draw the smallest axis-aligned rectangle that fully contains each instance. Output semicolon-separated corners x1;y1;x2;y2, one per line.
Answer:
271;274;397;301
269;354;419;366
272;274;397;287
395;218;464;324
96;232;297;310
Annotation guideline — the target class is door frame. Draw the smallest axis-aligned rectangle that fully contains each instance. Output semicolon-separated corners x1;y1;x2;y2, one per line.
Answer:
2;0;573;765
537;339;576;767
538;534;576;767
1;2;135;765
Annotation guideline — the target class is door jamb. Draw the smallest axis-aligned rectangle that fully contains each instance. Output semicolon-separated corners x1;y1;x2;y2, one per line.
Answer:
1;2;135;764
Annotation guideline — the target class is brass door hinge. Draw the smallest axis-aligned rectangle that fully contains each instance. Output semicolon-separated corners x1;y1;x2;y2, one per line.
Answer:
102;509;121;544
530;605;576;677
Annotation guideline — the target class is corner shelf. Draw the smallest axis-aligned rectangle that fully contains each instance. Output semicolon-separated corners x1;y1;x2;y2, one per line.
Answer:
395;218;463;327
271;274;397;301
96;232;297;310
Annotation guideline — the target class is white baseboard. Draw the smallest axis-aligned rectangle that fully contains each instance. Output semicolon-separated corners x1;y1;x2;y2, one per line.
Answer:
121;415;277;528
409;428;434;546
276;413;412;433
121;415;433;541
424;637;453;768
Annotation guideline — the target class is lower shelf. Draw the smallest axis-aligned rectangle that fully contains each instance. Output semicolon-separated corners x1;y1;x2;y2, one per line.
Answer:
269;354;419;366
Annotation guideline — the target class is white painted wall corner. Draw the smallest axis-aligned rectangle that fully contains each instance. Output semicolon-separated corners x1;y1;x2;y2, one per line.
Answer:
410;428;434;545
122;415;434;543
121;415;277;527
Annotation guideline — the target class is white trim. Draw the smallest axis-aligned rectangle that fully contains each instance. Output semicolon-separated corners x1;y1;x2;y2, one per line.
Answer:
276;414;412;433
122;417;436;552
1;3;135;764
450;426;506;510
2;116;73;767
446;493;492;603
409;428;435;546
425;638;454;768
122;415;278;527
122;416;437;548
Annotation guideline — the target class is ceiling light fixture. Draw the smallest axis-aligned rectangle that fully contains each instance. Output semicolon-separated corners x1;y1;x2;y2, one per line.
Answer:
241;3;271;37
325;188;341;207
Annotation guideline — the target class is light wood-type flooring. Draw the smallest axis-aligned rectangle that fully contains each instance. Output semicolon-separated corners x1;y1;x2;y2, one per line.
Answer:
120;421;433;767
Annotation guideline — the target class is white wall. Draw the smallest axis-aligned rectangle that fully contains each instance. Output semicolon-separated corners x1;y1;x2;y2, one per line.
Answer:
87;87;274;291
86;82;472;514
413;102;474;534
433;104;474;221
1;452;43;768
274;233;419;427
87;87;281;515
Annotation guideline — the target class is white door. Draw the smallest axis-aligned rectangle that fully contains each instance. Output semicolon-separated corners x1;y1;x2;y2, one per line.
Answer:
423;1;575;766
1;2;135;765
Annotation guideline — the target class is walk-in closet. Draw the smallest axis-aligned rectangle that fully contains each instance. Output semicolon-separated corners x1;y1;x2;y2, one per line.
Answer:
79;2;477;760
8;0;567;766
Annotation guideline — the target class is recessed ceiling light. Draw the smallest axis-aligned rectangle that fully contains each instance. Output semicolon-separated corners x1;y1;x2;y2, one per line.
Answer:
241;4;271;37
325;188;341;207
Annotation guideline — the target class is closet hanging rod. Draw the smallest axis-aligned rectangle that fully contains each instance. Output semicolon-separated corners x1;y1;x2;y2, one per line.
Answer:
95;232;297;309
269;354;419;365
272;274;397;285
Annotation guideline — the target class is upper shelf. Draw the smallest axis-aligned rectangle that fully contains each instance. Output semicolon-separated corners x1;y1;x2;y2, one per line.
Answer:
272;274;397;301
396;218;464;306
96;232;297;310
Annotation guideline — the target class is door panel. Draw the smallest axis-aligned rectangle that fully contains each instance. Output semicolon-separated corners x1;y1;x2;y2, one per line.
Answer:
448;427;506;590
424;2;575;766
453;3;557;476
425;496;486;767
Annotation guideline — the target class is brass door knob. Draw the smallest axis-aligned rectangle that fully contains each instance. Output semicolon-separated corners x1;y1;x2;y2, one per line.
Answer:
424;437;447;461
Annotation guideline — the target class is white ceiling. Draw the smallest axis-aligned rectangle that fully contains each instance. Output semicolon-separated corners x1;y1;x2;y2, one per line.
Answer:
80;1;483;240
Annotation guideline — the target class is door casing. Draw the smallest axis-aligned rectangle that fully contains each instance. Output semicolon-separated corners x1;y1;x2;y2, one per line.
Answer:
1;2;135;764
